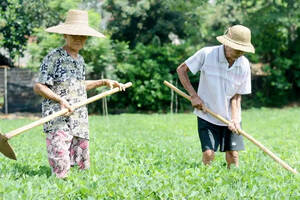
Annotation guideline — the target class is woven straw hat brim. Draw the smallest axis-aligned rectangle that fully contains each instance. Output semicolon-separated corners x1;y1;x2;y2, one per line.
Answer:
217;35;255;53
45;23;105;38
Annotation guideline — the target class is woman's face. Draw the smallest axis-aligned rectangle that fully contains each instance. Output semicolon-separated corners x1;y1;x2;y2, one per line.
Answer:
64;35;88;51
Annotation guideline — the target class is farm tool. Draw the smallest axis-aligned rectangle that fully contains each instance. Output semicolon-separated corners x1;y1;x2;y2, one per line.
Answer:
164;80;298;175
0;82;132;160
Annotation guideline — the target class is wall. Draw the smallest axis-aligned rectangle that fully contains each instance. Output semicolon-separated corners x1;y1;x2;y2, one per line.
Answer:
0;68;42;113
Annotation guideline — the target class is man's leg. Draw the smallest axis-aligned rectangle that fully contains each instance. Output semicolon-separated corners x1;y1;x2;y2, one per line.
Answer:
202;149;215;165
222;124;244;168
225;150;239;168
197;117;220;165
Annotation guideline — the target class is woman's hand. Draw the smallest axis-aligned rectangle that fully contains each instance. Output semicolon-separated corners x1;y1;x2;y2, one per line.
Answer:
104;79;126;91
59;98;74;116
228;119;241;134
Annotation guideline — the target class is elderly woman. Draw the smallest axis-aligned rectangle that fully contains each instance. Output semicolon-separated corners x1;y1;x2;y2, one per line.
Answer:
34;9;125;178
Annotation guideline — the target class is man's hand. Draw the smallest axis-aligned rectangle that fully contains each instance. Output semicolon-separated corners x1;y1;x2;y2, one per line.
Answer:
59;99;74;116
228;119;241;134
191;94;207;112
104;80;126;91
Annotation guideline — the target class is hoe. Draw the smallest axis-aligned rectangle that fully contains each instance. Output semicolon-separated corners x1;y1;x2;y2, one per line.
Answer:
0;82;132;160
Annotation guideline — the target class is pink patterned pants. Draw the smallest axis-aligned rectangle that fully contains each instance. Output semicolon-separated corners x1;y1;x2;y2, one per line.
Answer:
46;130;90;178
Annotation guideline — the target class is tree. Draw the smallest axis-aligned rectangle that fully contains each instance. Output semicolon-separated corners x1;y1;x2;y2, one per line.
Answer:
0;0;82;60
103;0;187;48
241;0;300;105
0;0;49;59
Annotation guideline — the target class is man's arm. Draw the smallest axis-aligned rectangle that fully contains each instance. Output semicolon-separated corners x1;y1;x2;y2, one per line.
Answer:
228;94;242;133
177;63;206;111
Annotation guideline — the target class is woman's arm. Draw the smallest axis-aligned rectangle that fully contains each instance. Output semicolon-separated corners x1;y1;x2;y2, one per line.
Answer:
33;83;73;114
85;79;125;91
85;80;106;91
228;94;242;133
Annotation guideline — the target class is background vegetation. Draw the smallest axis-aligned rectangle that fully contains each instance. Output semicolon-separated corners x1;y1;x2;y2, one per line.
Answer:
1;0;300;112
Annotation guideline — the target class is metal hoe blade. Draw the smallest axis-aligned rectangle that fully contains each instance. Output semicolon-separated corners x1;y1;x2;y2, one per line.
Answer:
0;133;16;160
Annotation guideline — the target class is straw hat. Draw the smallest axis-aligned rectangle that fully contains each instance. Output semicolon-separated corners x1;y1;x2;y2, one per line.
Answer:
45;9;105;38
216;25;255;53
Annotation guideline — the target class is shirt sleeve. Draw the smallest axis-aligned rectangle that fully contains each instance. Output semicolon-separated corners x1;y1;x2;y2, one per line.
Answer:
237;66;251;95
37;53;56;86
184;48;206;75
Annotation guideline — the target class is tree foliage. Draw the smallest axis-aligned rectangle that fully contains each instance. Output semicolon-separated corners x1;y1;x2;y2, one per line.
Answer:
110;43;190;112
2;0;300;112
239;0;300;106
103;0;187;48
0;0;49;59
0;0;82;59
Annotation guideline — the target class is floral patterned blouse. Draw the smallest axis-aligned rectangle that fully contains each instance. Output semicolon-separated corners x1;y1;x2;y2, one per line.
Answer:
38;47;89;139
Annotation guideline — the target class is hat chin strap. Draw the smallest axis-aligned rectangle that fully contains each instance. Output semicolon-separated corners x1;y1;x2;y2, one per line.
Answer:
223;27;231;35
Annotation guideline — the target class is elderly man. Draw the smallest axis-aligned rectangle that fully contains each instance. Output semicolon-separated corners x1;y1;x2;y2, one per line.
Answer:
177;25;255;168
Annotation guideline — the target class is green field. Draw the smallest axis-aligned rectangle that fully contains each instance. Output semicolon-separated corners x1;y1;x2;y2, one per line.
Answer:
0;108;300;199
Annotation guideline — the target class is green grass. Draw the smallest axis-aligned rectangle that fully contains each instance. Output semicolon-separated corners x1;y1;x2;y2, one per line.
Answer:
0;108;300;199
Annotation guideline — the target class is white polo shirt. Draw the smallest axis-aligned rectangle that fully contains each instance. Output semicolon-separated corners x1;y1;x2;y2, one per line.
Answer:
185;45;251;126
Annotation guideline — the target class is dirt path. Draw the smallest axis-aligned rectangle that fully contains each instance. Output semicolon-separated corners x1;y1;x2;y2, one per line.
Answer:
0;112;40;120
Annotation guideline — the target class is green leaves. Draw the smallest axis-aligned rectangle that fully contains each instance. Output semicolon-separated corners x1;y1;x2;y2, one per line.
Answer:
110;42;189;112
4;0;298;111
0;110;300;198
103;0;187;48
0;0;50;59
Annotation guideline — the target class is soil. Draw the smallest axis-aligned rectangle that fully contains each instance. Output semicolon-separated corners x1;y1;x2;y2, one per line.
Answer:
0;112;40;120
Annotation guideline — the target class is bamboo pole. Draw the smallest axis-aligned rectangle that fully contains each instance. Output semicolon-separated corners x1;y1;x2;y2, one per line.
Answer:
175;79;178;113
4;66;8;114
170;80;174;114
163;80;298;175
101;73;108;116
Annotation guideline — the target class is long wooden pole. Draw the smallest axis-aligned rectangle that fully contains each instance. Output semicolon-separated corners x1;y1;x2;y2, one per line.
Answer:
163;80;298;175
4;66;8;114
5;82;132;139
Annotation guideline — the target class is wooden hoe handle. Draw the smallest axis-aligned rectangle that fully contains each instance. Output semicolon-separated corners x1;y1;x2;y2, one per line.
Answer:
5;82;132;139
164;80;298;175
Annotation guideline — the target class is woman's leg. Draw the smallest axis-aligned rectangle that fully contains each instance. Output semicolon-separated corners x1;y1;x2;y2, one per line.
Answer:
70;137;90;170
46;130;73;178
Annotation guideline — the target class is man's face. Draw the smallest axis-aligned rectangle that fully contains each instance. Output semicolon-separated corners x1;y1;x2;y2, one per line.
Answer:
225;46;244;61
64;35;88;51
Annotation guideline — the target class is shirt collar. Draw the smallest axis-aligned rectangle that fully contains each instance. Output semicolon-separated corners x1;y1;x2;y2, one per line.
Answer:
59;47;68;57
59;47;82;62
218;45;227;63
218;45;242;68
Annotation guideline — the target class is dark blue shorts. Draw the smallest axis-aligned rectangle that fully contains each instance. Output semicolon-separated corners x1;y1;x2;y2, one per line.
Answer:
197;117;245;152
